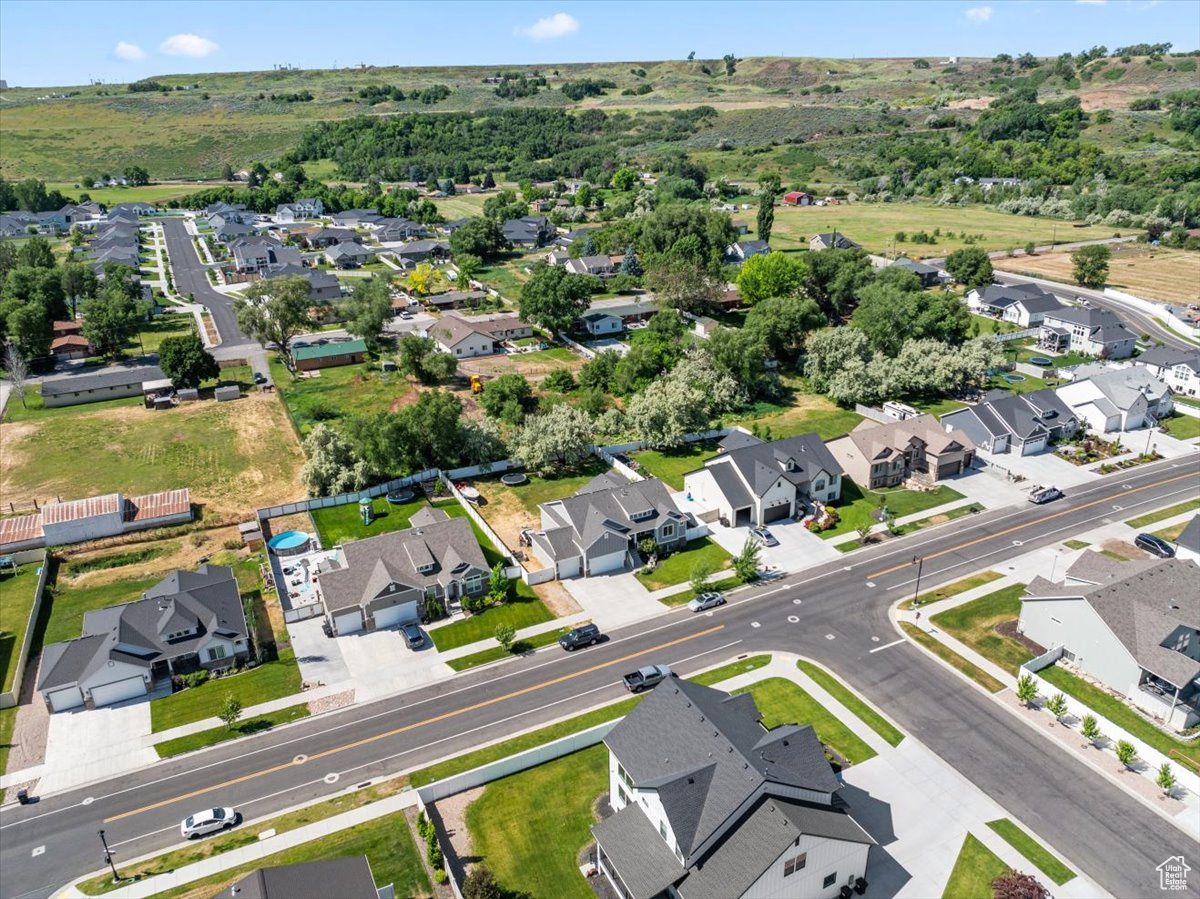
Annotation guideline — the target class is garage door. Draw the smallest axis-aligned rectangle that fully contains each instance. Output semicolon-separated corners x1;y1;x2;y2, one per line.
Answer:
589;550;628;575
557;556;581;579
763;503;792;523
90;676;145;708
47;686;84;712
373;602;418;630
334;610;364;635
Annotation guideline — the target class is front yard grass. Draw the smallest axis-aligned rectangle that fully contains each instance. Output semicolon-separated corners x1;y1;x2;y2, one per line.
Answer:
467;745;607;899
736;677;876;764
428;580;553;652
1159;412;1200;440
929;584;1034;675
941;833;1009;899
634;537;733;591
1063;539;1091;550
901;624;1006;693
692;654;771;686
0;706;17;775
1038;664;1200;771
446;626;573;672
657;574;741;607
1125;498;1200;529
986;818;1075;885
796;660;905;747
0;563;42;694
900;570;1003;610
890;502;984;538
818;479;966;540
149;649;303;732
154;704;310;758
631;439;721;490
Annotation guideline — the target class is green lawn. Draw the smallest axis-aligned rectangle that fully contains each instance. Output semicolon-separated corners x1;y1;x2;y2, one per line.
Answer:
632;439;720;489
137;313;198;354
796;660;905;747
446;626;574;672
478;457;611;517
692;654;771;686
42;570;162;647
311;496;431;547
520;346;579;366
1160;413;1200;440
970;314;1020;335
891;502;984;537
736;677;876;764
986;819;1075;885
0;563;42;694
467;745;608;899
930;584;1033;675
941;833;1010;899
728;392;864;442
428;581;553;652
1015;347;1094;369
634;537;733;591
901;571;1003;610
818;479;966;540
1063;539;1091;550
269;358;406;435
1125;498;1200;529
0;706;17;776
155;704;310;758
901;624;1006;693
657;574;742;607
1038;664;1200;771
149;649;303;732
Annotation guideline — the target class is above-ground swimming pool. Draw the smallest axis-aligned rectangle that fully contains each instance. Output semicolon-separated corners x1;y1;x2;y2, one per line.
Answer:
269;530;311;556
1003;374;1026;383
386;489;416;504
1028;356;1053;366
501;472;528;486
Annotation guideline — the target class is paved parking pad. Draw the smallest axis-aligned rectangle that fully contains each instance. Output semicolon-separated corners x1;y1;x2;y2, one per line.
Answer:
40;698;158;793
338;627;454;702
289;616;351;687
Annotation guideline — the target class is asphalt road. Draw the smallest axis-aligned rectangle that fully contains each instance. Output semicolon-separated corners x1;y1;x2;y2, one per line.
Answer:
2;458;1198;899
159;217;252;349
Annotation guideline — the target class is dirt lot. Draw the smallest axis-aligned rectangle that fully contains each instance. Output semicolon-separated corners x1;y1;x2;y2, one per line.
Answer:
995;247;1200;305
458;348;586;383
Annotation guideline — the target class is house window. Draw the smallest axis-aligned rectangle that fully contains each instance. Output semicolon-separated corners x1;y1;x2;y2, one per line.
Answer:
784;853;807;876
464;574;484;594
659;820;667;840
813;481;825;492
208;645;227;661
823;873;837;888
617;763;634;789
661;524;674;539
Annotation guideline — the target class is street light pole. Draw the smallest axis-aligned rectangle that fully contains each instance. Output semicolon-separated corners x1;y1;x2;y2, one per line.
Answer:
98;829;121;883
912;555;924;607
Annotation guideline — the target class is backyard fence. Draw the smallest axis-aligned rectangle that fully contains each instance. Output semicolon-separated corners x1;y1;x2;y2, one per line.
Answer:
0;549;49;709
556;332;595;359
438;473;514;566
255;469;440;524
995;328;1039;343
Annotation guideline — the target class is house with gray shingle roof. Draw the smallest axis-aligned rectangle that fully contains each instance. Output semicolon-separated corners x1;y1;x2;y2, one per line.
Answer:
1175;516;1200;566
828;413;975;489
1020;556;1200;730
593;677;873;899
941;388;1078;455
1038;307;1137;359
1133;347;1200;399
325;241;375;269
1055;366;1172;433
38;565;248;712
684;433;843;528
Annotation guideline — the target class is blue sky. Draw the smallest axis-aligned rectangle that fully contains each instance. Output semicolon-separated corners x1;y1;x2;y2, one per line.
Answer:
1;0;1196;87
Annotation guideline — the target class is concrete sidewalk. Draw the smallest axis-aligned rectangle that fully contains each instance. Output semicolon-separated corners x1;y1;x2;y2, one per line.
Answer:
828;496;984;548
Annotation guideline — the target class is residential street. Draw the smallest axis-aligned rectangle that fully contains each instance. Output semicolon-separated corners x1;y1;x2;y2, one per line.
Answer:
1;457;1197;899
159;217;253;351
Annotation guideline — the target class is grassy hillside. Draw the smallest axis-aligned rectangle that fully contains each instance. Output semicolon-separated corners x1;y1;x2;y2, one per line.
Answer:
2;54;1192;181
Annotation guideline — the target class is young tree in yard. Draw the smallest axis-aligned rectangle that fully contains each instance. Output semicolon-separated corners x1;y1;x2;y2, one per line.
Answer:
407;263;441;296
856;523;873;545
1045;692;1069;723
4;344;29;409
300;424;374;496
944;247;994;289
158;331;219;389
1016;674;1039;708
618;244;643;277
1071;244;1110;288
1080;714;1103;746
992;871;1049;899
734;537;761;581
479;373;534;425
1024;241;1036;256
735;252;807;305
218;693;243;731
689;559;716;595
235;276;312;368
518;264;593;333
454;252;482;284
1157;763;1177;796
81;287;143;360
487;562;508;604
1115;740;1138;770
511;403;594;472
342;277;393;353
463;866;502;899
494;624;516;650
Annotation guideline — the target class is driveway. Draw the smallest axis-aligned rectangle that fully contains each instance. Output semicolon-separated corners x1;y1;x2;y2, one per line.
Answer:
288;617;351;687
696;510;843;574
338;627;454;702
974;447;1099;491
39;697;159;793
562;569;664;628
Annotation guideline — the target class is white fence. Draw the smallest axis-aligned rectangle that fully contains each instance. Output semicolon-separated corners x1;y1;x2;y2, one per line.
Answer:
1104;288;1200;340
0;549;49;709
995;327;1039;343
438;474;514;565
282;602;325;624
556;332;596;359
524;567;558;586
256;469;440;523
445;459;519;480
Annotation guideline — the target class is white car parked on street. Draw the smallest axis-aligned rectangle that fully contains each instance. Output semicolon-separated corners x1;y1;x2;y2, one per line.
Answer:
181;807;240;840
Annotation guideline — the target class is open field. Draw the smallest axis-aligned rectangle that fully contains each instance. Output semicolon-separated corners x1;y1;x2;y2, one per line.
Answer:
995;246;1200;304
44;182;219;207
727;386;864;442
1;390;304;522
268;359;413;435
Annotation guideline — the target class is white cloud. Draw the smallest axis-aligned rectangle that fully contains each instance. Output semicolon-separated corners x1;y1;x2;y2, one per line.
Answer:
1075;0;1106;5
965;5;993;21
514;12;579;40
113;41;145;62
159;33;219;58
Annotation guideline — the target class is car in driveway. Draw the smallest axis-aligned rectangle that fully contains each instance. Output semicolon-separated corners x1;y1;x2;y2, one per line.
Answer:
253;372;267;385
559;623;602;651
687;591;726;612
1134;533;1175;558
181;807;240;840
401;623;425;649
751;526;779;547
1028;485;1064;505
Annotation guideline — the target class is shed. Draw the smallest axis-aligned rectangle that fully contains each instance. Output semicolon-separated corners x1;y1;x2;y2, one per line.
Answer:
239;520;264;550
176;388;200;402
214;385;241;402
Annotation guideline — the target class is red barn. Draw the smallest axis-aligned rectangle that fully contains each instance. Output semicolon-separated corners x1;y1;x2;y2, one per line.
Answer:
782;191;812;206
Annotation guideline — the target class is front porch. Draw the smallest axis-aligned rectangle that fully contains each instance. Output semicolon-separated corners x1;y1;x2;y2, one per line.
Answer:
1132;674;1200;731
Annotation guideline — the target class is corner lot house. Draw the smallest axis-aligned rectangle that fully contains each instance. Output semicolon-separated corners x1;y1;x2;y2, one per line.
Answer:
829;414;975;489
941;389;1078;455
40;365;167;408
1019;555;1200;729
531;474;690;578
593;677;873;899
293;339;368;372
317;513;490;635
1038;308;1137;359
684;432;842;527
432;314;533;358
967;283;1063;327
1133;347;1200;398
1055;367;1173;433
38;565;249;712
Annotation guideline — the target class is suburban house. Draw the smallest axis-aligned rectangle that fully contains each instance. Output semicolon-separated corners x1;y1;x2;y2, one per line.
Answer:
393;239;449;263
502;215;554;248
317;512;490;635
725;239;772;264
331;209;382;227
565;255;616;277
375;218;429;242
1133;347;1200;398
941;389;1078;455
531;474;691;578
1055;367;1173;433
593;677;873;899
890;257;947;288
108;201;157;217
431;314;533;358
967;283;1064;327
216;857;387;899
306;228;361;249
263;264;342;302
275;198;325;221
423;289;491;311
51;334;93;360
1038;308;1137;359
782;191;814;206
213;220;253;243
544;249;571;266
555;227;598;247
578;301;658;336
1175;516;1200;565
828;414;975;490
0;489;192;554
38;565;248;712
229;236;300;274
683;432;843;527
293;339;368;372
40;365;167;408
325;242;375;269
1019;555;1200;730
809;233;861;251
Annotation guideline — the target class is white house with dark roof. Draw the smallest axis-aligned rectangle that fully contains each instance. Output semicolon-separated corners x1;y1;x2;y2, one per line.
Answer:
1055;367;1172;433
809;233;860;251
725;239;772;264
38;565;248;712
941;389;1078;455
684;433;842;527
966;283;1064;327
1019;555;1200;729
431;314;533;358
593;677;873;899
275;198;324;222
1133;347;1200;398
1038;307;1137;359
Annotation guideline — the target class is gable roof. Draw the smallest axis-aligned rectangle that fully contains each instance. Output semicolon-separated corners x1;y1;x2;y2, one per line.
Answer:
293;339;367;362
1176;516;1200;557
709;433;842;498
432;314;530;349
1043;307;1136;344
811;232;860;249
847;413;973;461
1064;367;1171;412
217;856;379;899
40;365;166;398
540;475;686;557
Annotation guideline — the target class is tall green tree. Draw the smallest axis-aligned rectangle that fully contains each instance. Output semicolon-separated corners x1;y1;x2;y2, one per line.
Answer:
395;335;456;384
449;217;506;260
5;302;53;358
17;237;55;270
805;249;875;316
342;277;393;352
1071;244;1111;288
944;247;994;289
853;269;968;355
518;264;593;333
479;373;534;425
736;252;807;306
60;262;98;317
756;175;780;246
158;331;220;389
744;293;826;360
81;287;144;360
234;276;313;368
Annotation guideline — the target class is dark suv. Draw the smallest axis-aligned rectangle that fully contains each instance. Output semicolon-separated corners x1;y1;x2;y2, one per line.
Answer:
559;624;602;651
1134;533;1175;558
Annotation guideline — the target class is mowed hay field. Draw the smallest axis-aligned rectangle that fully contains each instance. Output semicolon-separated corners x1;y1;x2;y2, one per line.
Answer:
766;203;1119;257
996;246;1200;304
0;392;304;522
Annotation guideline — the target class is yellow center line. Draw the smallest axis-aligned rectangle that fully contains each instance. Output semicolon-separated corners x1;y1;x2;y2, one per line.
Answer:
105;624;725;823
867;471;1198;580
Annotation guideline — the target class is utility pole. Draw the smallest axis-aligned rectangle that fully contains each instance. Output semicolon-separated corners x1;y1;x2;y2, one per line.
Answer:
98;829;121;883
911;556;924;607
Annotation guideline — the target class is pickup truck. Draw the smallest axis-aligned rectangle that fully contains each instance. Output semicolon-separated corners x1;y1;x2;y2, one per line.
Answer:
622;664;672;693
